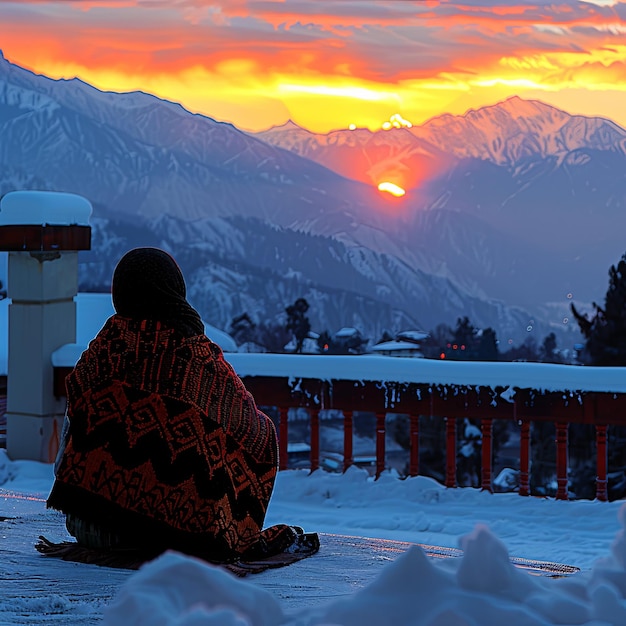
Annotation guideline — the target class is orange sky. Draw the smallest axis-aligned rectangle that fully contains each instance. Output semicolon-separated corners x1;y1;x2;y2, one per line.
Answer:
1;0;626;133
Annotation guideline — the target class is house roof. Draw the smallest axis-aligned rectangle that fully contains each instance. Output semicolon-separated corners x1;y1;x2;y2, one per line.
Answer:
370;340;425;354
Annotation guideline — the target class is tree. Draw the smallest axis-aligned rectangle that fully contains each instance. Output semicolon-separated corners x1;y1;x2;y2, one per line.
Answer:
501;337;539;362
477;327;499;361
285;297;311;354
572;253;626;365
539;332;560;363
571;253;626;498
443;317;477;360
422;323;453;359
229;312;255;346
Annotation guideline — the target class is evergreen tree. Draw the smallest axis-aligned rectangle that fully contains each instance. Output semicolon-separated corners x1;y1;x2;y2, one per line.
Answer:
477;327;499;361
571;253;626;498
285;297;311;353
572;253;626;365
445;316;476;360
539;332;559;363
229;312;255;346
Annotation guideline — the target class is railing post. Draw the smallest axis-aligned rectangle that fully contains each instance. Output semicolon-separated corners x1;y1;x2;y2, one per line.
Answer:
279;406;289;471
375;412;386;479
555;422;569;500
596;424;608;502
343;410;353;472
519;419;530;496
445;417;457;488
310;408;320;472
481;418;493;492
409;414;420;477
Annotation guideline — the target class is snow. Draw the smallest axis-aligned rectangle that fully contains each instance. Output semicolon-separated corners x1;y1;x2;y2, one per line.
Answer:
0;190;92;226
0;293;237;376
369;339;425;354
4;451;626;624
4;290;626;392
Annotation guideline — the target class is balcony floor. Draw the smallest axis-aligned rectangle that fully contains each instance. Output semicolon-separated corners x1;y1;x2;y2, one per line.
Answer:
0;489;578;625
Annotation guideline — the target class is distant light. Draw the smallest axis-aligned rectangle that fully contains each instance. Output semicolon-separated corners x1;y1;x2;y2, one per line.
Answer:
349;123;357;131
440;352;446;359
378;182;406;197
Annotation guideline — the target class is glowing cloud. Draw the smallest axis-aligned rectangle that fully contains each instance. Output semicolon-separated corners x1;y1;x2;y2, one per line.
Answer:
378;182;406;197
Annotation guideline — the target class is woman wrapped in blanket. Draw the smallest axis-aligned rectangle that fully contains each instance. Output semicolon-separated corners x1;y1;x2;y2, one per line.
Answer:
48;247;317;565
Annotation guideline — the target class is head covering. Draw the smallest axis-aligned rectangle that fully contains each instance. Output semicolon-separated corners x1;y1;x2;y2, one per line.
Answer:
112;247;205;337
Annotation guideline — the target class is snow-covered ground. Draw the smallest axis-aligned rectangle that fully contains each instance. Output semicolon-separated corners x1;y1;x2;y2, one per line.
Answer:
3;449;626;625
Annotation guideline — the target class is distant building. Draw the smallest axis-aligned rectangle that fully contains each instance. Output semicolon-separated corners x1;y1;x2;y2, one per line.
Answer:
370;330;429;358
333;327;368;354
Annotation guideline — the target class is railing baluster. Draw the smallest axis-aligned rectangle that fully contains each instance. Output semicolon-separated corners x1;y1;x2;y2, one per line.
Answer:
555;422;569;500
445;417;457;488
310;408;320;472
409;414;419;477
375;412;386;479
481;418;493;492
343;410;353;472
519;419;530;496
596;424;608;502
279;406;289;471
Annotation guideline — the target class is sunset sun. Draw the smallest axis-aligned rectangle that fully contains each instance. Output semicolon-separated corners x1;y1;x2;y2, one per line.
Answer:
378;182;406;197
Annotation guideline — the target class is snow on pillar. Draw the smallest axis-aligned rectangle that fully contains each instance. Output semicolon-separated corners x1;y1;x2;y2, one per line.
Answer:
0;191;91;461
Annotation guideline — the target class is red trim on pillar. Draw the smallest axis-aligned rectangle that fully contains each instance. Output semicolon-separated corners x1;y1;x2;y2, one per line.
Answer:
0;224;91;251
375;412;386;479
278;406;289;471
409;414;419;477
596;424;608;502
481;418;493;492
310;408;320;472
343;410;353;473
445;417;457;488
555;422;569;500
519;419;530;496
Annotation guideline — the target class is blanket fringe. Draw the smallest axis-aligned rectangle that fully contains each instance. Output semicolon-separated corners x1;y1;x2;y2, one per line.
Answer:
35;532;320;577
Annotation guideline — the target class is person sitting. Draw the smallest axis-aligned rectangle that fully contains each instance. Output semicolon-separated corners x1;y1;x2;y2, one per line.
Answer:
46;247;318;567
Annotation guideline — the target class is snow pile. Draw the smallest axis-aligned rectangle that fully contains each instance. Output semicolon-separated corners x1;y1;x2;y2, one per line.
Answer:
104;507;626;626
0;190;92;226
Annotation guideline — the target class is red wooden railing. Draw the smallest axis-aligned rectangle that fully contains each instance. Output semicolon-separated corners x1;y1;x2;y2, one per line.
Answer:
232;374;621;502
47;358;626;502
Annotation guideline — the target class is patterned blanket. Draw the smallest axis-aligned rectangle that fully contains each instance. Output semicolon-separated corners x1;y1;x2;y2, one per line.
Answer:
47;316;304;563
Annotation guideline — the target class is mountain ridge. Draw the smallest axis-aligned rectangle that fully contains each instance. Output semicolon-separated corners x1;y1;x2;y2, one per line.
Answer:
1;52;621;347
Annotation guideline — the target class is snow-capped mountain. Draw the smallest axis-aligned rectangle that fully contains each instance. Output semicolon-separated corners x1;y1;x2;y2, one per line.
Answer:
255;98;626;321
0;50;618;346
415;96;626;166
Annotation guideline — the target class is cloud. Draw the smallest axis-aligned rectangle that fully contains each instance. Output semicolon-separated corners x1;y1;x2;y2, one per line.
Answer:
1;0;626;131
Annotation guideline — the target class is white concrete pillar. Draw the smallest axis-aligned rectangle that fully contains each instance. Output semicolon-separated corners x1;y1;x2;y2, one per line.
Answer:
0;191;91;461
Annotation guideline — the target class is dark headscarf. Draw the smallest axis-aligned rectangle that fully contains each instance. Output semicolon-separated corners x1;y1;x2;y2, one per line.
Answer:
112;247;205;337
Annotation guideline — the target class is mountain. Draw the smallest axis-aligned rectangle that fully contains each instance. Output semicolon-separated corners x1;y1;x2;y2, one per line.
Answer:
255;98;626;318
415;96;626;166
0;51;612;347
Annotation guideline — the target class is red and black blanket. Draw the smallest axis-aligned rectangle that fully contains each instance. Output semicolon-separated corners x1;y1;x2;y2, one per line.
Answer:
46;316;317;568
